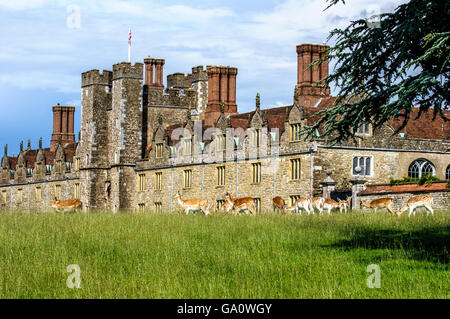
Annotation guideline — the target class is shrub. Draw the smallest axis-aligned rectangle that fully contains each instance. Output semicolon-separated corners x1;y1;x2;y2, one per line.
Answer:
390;175;439;186
418;174;440;186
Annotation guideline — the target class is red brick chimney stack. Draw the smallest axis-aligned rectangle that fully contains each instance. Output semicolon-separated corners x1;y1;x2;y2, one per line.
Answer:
205;65;238;126
50;104;76;151
144;57;165;90
296;44;330;107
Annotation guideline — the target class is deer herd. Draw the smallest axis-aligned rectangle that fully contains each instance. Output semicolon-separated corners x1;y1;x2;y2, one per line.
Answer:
173;191;436;218
48;190;436;217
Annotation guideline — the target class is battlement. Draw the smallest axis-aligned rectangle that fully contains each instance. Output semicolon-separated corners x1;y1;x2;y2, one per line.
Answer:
191;66;208;82
167;72;192;89
112;62;143;80
81;69;113;87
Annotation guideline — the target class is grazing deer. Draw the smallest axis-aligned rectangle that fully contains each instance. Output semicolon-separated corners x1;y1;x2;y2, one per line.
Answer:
323;198;341;215
285;204;297;213
293;197;312;215
174;191;212;215
51;199;82;212
361;198;395;215
310;197;325;214
273;196;286;213
224;192;256;215
398;195;434;217
338;197;352;213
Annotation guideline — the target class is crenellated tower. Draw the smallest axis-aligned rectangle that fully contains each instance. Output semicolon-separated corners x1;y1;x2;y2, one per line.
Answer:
108;62;144;211
79;69;113;210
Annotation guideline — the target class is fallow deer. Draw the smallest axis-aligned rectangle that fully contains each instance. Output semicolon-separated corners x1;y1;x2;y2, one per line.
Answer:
323;198;341;215
273;196;286;213
361;198;395;215
338;197;352;213
51;199;83;212
398;195;434;217
174;191;212;215
310;197;325;214
224;192;256;215
293;197;312;215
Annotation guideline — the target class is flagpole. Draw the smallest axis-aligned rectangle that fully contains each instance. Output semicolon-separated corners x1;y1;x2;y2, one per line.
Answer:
128;27;131;62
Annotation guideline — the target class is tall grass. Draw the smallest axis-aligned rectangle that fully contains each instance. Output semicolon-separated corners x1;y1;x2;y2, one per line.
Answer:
0;210;448;299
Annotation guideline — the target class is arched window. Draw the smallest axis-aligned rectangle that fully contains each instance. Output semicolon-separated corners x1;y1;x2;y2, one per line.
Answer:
408;159;435;178
446;165;450;180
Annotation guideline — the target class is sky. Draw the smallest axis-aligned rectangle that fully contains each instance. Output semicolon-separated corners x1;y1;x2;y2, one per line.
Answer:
0;0;406;156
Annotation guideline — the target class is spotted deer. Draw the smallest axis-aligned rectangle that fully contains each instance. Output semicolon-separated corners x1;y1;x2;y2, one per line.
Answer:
310;197;325;214
273;196;286;213
338;197;352;213
174;191;212;215
292;197;312;215
361;198;395;215
398;195;434;217
224;192;256;215
323;198;342;215
51;199;82;212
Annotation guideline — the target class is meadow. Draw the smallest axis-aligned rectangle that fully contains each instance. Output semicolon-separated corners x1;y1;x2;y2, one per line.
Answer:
0;210;448;299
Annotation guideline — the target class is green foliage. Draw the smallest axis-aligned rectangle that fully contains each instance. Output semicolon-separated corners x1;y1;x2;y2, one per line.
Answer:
446;179;450;188
418;174;440;186
0;212;448;298
304;0;450;144
390;175;440;186
390;177;419;185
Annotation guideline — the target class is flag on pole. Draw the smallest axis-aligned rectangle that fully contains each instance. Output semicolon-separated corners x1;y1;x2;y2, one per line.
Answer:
128;28;132;62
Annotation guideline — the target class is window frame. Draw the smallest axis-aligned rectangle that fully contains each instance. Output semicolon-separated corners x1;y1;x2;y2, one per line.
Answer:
289;123;302;142
217;166;226;186
290;158;301;181
408;159;436;179
155;143;163;158
154;172;162;191
251;162;262;185
352;156;373;177
183;169;192;189
138;173;146;192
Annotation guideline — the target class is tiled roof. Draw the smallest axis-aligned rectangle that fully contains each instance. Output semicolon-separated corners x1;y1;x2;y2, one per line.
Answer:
390;108;449;140
360;182;449;195
3;142;77;170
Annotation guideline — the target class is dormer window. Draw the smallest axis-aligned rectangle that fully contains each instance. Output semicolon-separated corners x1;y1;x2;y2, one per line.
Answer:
155;143;163;158
183;139;192;156
55;161;62;174
251;129;262;147
74;158;80;171
355;122;371;136
289;123;301;141
215;135;224;152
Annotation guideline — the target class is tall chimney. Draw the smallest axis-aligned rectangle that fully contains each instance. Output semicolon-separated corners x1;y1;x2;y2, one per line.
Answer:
205;65;238;126
144;57;165;90
51;105;75;151
296;44;330;107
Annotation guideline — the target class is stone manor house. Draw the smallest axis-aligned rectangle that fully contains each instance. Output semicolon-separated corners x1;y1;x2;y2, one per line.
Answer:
1;43;449;212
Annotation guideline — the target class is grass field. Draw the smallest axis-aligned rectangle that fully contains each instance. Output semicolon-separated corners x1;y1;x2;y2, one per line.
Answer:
0;210;448;299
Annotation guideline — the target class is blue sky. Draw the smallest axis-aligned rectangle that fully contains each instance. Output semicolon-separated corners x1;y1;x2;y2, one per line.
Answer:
0;0;405;156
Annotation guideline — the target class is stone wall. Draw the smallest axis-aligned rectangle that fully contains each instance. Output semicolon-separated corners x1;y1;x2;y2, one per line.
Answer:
359;190;450;211
0;178;81;211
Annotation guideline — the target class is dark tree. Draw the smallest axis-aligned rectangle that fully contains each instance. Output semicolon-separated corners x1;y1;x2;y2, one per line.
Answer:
305;0;449;144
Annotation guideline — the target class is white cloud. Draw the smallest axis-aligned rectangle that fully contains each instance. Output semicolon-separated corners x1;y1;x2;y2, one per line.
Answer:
0;71;79;93
0;0;69;10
